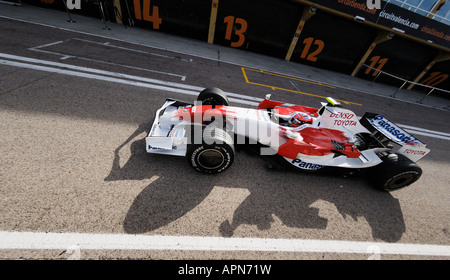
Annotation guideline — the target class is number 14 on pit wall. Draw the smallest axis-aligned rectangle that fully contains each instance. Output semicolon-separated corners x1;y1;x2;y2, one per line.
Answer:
133;0;162;29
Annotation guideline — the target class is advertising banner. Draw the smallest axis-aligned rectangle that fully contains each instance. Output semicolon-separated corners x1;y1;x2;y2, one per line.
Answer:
316;0;449;48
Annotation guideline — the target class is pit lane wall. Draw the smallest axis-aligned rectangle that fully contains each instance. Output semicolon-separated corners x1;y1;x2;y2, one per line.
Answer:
21;0;450;95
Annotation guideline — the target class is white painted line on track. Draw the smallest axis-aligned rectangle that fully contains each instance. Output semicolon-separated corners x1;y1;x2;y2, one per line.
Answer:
0;52;261;106
399;128;450;141
2;52;187;86
72;38;193;62
27;42;188;81
0;231;449;257
30;40;65;50
1;52;448;141
0;59;258;106
398;124;450;141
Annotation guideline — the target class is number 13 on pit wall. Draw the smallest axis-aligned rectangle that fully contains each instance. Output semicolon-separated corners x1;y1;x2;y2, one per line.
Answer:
133;0;162;29
224;16;248;48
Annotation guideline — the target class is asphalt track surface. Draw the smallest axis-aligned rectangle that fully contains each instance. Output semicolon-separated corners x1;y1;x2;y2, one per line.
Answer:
0;11;450;260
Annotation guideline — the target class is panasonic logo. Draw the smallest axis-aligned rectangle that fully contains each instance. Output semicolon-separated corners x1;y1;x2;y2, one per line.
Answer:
369;115;420;145
291;159;323;170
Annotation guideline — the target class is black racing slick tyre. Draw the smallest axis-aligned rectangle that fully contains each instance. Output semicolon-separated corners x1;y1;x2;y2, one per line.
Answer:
187;127;234;174
367;154;422;192
197;87;229;107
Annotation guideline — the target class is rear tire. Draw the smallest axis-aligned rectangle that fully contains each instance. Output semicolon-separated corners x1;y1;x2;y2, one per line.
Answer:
367;154;422;191
197;87;229;106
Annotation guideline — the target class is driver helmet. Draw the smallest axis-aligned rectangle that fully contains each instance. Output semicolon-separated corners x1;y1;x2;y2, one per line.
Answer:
289;112;310;127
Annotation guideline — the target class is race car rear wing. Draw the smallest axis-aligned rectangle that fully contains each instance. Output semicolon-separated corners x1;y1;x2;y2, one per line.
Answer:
360;113;430;162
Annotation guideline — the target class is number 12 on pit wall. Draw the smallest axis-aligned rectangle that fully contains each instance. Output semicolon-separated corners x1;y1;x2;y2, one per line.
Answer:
300;37;324;62
133;0;162;29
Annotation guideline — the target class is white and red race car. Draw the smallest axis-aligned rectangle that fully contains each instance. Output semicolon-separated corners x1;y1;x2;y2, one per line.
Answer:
146;88;430;191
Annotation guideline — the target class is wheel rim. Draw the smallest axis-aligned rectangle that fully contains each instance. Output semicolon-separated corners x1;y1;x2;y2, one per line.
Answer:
202;97;218;106
386;172;416;190
197;149;225;170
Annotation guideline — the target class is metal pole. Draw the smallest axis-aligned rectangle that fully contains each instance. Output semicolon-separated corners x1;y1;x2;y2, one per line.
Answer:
62;0;76;23
391;80;407;98
418;87;435;103
124;0;135;27
99;0;111;30
370;70;382;87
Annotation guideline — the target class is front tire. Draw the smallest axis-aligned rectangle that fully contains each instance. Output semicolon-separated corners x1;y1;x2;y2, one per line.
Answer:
367;154;422;191
186;127;234;174
197;87;229;107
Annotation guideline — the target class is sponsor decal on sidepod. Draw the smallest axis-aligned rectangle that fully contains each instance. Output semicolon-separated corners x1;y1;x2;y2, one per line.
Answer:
291;159;323;170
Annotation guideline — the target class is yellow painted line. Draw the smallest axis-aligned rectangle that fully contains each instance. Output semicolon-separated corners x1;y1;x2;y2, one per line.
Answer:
243;67;336;89
241;66;250;83
241;67;362;106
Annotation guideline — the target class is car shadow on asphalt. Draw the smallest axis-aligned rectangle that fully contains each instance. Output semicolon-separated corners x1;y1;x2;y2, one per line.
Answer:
105;124;406;243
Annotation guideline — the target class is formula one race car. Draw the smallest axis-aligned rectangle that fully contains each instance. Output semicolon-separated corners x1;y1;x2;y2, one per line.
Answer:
146;88;430;191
